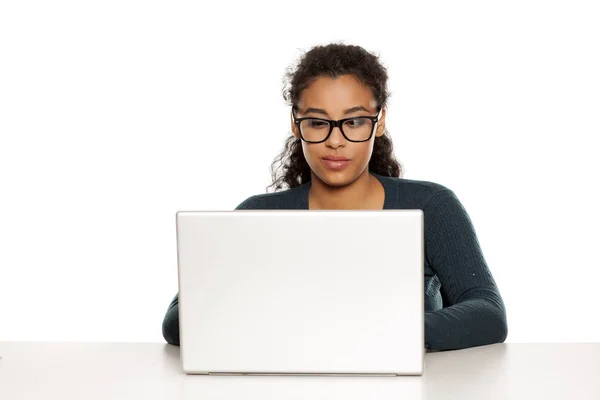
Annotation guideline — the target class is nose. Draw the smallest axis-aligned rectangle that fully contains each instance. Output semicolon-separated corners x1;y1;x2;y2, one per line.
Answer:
325;126;346;148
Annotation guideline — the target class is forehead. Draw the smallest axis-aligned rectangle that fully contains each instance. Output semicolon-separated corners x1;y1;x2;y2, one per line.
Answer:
298;74;377;111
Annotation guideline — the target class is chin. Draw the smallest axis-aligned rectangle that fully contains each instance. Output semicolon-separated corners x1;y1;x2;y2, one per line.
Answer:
313;168;361;187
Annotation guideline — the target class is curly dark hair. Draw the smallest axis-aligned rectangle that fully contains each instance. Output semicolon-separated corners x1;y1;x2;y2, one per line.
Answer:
266;42;404;192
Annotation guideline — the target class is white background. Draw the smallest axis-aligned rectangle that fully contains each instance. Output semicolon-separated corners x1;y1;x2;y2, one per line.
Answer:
1;1;598;343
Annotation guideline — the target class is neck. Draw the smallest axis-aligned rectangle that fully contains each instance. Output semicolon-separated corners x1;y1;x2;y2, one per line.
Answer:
308;170;382;210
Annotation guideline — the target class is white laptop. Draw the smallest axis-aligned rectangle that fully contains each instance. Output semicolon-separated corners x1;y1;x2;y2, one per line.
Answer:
176;210;424;376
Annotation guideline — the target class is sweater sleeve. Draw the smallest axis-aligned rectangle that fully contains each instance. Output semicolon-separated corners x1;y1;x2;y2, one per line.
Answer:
423;189;508;351
161;197;260;345
162;294;180;345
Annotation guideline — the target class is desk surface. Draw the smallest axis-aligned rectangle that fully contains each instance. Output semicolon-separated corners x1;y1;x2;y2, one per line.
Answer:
0;342;598;399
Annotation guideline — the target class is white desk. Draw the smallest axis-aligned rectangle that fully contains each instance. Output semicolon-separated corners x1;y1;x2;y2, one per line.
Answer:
0;342;598;399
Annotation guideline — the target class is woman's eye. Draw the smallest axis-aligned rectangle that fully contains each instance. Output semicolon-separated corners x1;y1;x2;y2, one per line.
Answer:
346;118;366;127
309;120;327;128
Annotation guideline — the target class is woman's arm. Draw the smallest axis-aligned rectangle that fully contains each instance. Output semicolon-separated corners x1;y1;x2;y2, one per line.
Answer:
162;294;180;345
423;189;508;351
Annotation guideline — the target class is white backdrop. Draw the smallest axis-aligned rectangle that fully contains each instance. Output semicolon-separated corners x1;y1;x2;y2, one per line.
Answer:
1;1;598;343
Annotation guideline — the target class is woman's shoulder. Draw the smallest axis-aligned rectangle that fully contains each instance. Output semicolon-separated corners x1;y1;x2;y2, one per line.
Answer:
378;174;450;191
235;183;309;210
374;173;453;206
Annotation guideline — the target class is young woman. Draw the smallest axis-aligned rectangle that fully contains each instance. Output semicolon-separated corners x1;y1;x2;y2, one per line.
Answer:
162;43;508;352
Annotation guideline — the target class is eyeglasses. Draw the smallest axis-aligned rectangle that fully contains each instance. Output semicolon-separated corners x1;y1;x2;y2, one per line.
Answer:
292;107;382;143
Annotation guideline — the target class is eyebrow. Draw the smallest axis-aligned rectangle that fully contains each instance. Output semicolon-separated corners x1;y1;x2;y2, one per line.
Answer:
302;105;369;116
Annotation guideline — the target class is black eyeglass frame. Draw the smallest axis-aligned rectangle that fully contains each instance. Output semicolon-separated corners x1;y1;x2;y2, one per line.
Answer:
292;106;383;143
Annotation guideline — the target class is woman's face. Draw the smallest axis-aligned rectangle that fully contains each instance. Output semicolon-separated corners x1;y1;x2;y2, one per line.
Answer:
291;74;386;187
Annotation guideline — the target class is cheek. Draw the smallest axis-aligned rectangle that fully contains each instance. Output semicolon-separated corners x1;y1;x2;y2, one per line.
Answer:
354;142;375;162
367;142;376;159
301;143;317;162
301;143;325;173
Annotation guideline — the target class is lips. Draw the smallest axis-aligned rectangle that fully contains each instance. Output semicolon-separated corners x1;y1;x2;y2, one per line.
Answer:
322;155;350;161
321;155;351;171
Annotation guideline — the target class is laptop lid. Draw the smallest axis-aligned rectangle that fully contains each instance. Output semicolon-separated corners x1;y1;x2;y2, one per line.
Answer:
176;210;424;376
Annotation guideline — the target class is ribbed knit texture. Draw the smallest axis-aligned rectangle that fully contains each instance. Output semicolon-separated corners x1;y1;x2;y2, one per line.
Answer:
162;173;508;351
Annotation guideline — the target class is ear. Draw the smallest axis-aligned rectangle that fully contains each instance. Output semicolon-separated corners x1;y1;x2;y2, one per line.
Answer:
291;110;301;139
374;107;386;138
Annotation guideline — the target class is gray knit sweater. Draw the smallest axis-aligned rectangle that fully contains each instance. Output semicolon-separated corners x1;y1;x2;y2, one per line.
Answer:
162;173;508;351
